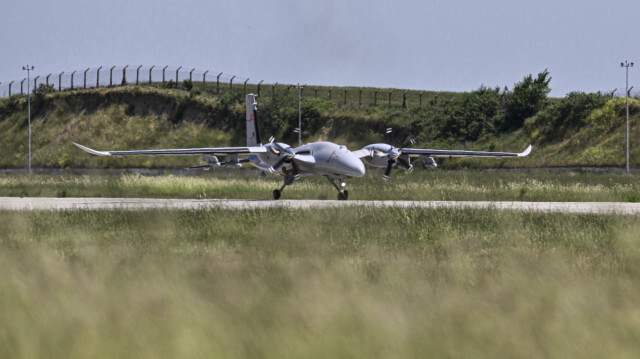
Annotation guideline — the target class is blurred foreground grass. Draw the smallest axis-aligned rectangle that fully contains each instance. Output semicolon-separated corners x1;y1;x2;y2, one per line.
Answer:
1;207;640;358
1;169;640;201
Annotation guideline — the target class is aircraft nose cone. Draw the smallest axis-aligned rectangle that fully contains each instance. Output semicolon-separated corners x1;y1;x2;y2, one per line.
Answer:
345;156;366;177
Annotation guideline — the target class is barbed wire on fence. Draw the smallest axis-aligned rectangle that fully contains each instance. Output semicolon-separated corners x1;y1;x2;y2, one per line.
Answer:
0;65;253;98
3;65;639;107
0;65;443;109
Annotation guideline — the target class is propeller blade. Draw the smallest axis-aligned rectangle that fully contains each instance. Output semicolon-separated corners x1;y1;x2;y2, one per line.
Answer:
383;159;396;180
272;157;287;171
397;157;414;173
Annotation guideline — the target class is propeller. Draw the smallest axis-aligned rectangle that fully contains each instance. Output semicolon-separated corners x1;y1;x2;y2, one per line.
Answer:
269;140;310;172
381;147;400;180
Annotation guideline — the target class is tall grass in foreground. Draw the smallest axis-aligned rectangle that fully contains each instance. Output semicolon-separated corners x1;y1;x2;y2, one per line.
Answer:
1;169;640;201
1;207;640;358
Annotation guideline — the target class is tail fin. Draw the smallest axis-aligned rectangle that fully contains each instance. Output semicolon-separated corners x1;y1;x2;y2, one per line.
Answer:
246;94;262;146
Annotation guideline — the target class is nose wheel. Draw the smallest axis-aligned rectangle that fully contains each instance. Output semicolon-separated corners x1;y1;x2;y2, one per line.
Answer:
328;177;349;200
337;190;349;200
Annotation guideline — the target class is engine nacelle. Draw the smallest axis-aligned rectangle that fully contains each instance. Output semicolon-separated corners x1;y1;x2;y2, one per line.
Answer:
420;156;438;168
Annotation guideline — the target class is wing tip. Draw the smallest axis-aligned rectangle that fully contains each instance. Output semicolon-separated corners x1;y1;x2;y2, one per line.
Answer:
73;142;111;156
518;145;532;157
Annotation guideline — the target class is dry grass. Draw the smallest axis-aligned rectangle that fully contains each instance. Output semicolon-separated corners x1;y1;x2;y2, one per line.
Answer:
1;207;640;358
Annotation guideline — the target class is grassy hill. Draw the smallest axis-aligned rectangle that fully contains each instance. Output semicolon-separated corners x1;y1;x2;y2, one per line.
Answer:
0;82;638;169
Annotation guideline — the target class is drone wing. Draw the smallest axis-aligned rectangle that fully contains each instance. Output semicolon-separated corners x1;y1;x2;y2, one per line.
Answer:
73;142;267;157
400;144;532;158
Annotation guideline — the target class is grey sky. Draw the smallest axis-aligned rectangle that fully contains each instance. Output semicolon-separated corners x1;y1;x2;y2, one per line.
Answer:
1;0;638;97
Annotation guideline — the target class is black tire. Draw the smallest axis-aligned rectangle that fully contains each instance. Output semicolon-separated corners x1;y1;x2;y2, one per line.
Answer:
273;189;281;200
337;190;349;200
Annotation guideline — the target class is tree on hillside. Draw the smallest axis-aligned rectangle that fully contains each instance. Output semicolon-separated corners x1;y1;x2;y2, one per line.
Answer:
502;69;551;131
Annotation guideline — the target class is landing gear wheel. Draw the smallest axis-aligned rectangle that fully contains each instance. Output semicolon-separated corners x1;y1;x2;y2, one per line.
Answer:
337;190;349;201
273;189;281;200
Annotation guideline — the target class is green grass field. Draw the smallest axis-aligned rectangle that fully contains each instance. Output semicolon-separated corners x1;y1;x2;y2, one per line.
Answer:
1;207;640;358
1;169;639;202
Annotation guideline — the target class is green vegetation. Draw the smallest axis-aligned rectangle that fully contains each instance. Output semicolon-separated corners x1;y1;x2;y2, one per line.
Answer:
1;207;640;358
1;170;639;202
1;70;639;169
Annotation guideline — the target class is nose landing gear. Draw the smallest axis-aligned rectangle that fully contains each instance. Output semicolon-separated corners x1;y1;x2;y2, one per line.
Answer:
328;177;349;200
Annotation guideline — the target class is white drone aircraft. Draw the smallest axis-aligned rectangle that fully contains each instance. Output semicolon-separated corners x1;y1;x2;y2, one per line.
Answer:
74;93;531;200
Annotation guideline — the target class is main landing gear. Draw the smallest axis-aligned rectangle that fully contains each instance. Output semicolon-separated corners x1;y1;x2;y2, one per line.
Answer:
272;175;350;200
328;177;349;200
273;174;296;200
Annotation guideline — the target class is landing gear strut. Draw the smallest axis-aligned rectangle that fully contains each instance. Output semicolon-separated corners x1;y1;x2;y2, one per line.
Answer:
273;175;296;200
328;177;349;200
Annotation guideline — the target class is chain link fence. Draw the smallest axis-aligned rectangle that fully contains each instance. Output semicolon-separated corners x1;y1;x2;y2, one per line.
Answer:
0;65;460;109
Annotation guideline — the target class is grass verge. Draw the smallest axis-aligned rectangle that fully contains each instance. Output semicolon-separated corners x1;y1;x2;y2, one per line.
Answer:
1;169;640;201
1;207;640;358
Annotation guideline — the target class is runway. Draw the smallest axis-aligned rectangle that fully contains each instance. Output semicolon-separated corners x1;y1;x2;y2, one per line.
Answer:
1;197;639;214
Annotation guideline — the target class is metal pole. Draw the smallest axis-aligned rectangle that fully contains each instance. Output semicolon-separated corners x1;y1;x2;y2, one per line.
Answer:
190;68;195;82
244;78;249;92
621;60;634;174
122;65;128;85
71;71;76;89
83;68;89;89
58;72;63;91
110;66;115;86
96;67;102;88
163;65;168;83
22;65;34;174
9;81;14;96
176;66;182;83
230;75;235;90
149;65;155;85
203;70;209;83
136;65;142;85
217;72;223;93
298;84;303;146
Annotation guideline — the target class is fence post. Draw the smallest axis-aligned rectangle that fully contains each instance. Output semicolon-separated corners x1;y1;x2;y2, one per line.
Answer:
272;82;278;97
122;65;128;85
162;65;168;83
374;89;378;106
314;87;318;97
149;65;155;85
257;80;263;96
71;71;77;89
83;68;89;89
388;90;392;109
96;66;102;88
34;76;40;91
189;68;195;83
175;66;182;83
402;91;408;109
217;72;223;93
136;65;142;85
46;73;52;86
21;78;25;95
9;81;13;96
329;87;333;100
244;78;249;92
58;73;63;91
230;75;235;90
110;66;115;86
419;91;424;107
203;70;209;84
344;89;347;105
359;88;363;106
